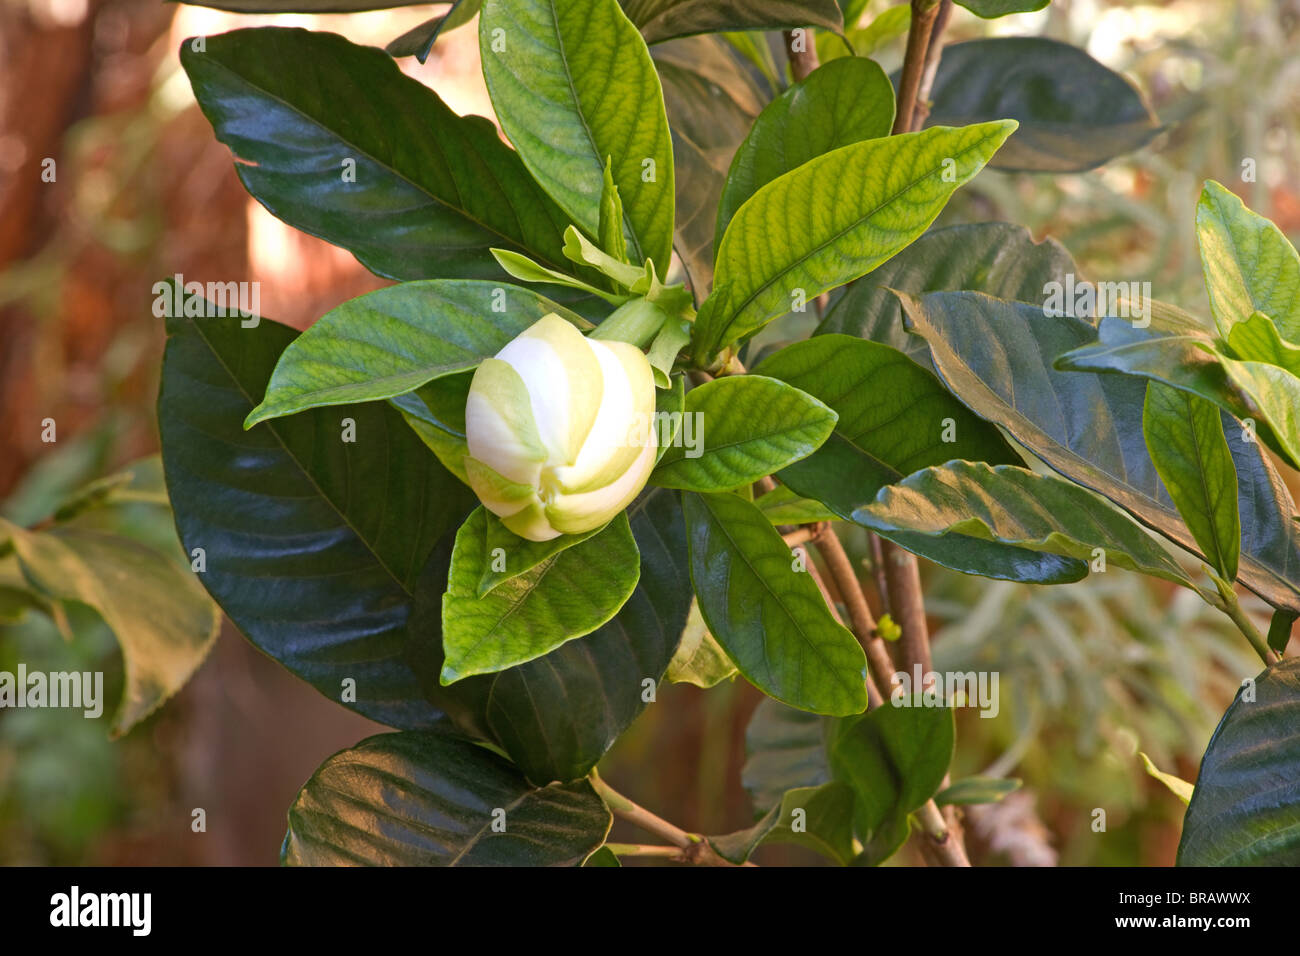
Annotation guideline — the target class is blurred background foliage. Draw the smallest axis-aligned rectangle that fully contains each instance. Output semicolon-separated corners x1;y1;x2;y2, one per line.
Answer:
0;0;1295;864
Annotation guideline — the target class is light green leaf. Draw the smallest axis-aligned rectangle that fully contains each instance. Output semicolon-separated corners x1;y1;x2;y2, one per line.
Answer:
0;518;219;737
695;121;1017;362
665;600;737;688
683;491;868;716
1197;179;1300;342
1139;752;1194;807
440;509;640;683
478;513;608;597
245;281;588;427
955;0;1049;16
756;485;838;525
481;0;675;269
855;461;1200;591
283;729;611;866
716;56;895;243
1226;311;1300;374
935;776;1022;806
1143;382;1240;582
653;375;837;491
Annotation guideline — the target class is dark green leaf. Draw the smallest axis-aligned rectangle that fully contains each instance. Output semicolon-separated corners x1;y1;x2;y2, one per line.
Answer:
817;221;1074;364
181;28;571;282
480;0;675;269
900;290;1300;613
716;56;894;242
584;846;622;866
919;38;1160;172
742;698;831;812
387;0;482;63
709;782;856;864
684;491;868;715
1178;658;1300;865
621;0;843;44
158;301;474;729
1197;179;1300;342
695;121;1017;360
653;375;837;491
1143;382;1240;582
440;509;640;683
1268;609;1296;654
247;281;588;426
855;461;1198;590
829;700;954;865
754;335;1082;584
282;729;611;866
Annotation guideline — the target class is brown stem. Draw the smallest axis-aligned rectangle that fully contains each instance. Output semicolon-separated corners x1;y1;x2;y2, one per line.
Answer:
892;0;943;135
881;540;934;680
912;0;954;131
814;529;897;695
783;28;821;83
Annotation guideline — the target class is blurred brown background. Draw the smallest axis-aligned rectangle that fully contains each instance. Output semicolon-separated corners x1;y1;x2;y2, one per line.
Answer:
0;0;1297;865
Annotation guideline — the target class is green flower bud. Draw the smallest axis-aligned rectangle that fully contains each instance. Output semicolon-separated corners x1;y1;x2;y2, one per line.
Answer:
464;313;657;542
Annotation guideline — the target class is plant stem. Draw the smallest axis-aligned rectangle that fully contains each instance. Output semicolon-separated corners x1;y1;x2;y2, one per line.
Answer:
1213;580;1279;666
912;0;953;130
814;528;898;696
783;28;820;83
589;770;754;866
893;0;944;135
604;843;684;858
880;540;934;679
914;800;971;867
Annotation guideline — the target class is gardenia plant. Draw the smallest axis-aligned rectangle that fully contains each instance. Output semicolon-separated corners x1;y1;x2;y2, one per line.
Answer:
2;0;1289;867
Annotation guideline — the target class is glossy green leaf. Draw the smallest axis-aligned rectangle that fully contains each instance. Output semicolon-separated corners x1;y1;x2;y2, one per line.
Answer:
584;846;621;866
742;698;832;812
935;776;1021;806
709;782;856;865
920;38;1160;172
684;491;868;716
158;300;474;730
387;0;482;63
1139;753;1193;807
855;461;1199;590
817;222;1074;364
1056;316;1300;471
653;375;837;491
440;509;640;683
695;121;1017;361
175;0;429;9
1268;609;1296;654
282;729;611;866
246;281;587;426
0;519;218;737
1178;658;1300;865
829;700;954;864
621;0;843;44
481;0;674;269
665;600;737;687
1197;179;1300;342
1144;382;1240;582
410;488;692;784
181;28;572;283
900;290;1300;614
955;0;1048;16
716;56;895;242
754;335;1083;584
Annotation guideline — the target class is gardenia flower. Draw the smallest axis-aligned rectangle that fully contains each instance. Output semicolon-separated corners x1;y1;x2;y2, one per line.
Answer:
464;313;657;542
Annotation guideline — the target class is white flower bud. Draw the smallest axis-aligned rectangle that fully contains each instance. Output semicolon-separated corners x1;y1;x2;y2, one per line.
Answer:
464;313;657;542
